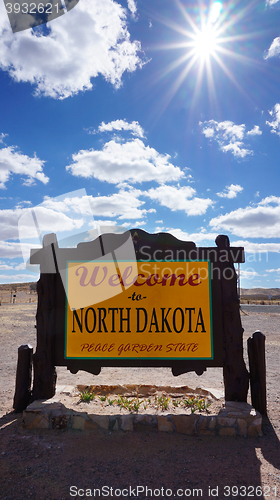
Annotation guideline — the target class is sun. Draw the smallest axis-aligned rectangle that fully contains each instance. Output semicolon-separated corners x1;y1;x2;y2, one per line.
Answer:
192;2;222;59
150;0;257;114
193;25;219;60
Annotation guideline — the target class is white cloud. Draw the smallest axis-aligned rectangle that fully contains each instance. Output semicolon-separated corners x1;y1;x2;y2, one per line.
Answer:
200;120;245;141
232;240;280;253
264;37;280;59
0;273;39;283
0;145;48;188
0;204;84;243
266;0;280;5
0;189;148;262
221;142;251;158
41;191;150;221
42;195;92;215
258;194;280;205
210;196;280;238
0;133;7;143
127;0;137;16
98;119;144;138
43;189;153;221
0;263;13;270
266;103;280;136
0;241;39;259
88;219;145;230
217;184;243;199
27;207;84;234
247;126;262;136
0;0;143;99
0;188;149;259
66;138;184;184
240;269;259;279
14;262;27;270
167;228;218;244
0;206;32;241
0;261;27;271
266;268;280;273
88;188;148;219
199;120;254;158
144;185;213;216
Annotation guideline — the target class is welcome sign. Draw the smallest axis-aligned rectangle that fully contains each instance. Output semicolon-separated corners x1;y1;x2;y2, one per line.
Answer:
65;261;213;360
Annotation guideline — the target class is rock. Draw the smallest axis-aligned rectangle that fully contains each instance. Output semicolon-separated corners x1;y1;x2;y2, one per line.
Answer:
121;415;133;431
157;416;173;432
172;414;199;435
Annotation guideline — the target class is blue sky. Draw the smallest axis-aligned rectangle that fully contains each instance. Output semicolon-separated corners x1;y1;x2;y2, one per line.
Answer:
1;0;280;288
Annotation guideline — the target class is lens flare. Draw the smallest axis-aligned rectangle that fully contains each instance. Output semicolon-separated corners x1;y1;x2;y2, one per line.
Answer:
209;2;223;25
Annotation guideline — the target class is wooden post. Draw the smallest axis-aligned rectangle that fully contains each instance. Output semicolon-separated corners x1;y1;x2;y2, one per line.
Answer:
32;274;57;400
216;235;249;402
32;233;59;400
13;344;33;412
247;330;267;415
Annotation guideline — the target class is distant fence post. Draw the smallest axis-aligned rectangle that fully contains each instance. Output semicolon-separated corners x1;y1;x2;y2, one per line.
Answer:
247;331;267;415
13;344;33;412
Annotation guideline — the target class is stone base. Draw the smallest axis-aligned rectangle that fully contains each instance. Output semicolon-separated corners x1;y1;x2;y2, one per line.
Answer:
22;396;262;437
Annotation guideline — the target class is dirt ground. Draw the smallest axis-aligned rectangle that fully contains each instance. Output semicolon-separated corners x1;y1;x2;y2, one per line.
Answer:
0;298;280;500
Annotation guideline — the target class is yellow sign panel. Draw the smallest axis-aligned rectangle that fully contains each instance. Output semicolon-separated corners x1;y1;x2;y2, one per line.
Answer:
65;261;213;360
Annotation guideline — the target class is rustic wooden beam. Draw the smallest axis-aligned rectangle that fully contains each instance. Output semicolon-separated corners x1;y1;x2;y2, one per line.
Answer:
32;273;57;400
13;344;33;412
247;330;267;415
216;235;249;402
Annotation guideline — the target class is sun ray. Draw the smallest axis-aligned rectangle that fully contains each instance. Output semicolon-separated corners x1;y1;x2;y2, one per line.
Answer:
142;0;266;124
211;51;249;98
157;56;199;116
215;44;264;68
175;0;208;38
154;50;197;83
205;56;218;108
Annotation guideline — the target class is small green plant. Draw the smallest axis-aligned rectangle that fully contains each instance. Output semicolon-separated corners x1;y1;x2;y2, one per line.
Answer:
133;397;142;412
160;396;170;410
116;395;133;411
196;398;211;412
172;399;181;407
182;396;196;409
154;395;170;411
107;398;116;406
80;390;95;403
99;395;107;402
115;395;143;412
116;396;123;406
182;396;211;413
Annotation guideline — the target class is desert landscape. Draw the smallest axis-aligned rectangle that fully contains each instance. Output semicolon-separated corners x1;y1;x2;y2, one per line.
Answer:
0;284;280;500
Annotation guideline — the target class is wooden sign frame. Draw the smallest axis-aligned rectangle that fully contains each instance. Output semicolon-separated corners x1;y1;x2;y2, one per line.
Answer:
30;229;249;403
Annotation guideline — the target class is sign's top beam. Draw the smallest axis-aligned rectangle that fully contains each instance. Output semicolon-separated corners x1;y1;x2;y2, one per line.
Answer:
30;229;245;275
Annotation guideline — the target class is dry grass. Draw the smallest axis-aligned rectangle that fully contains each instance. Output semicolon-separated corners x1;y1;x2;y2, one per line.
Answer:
0;282;37;305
